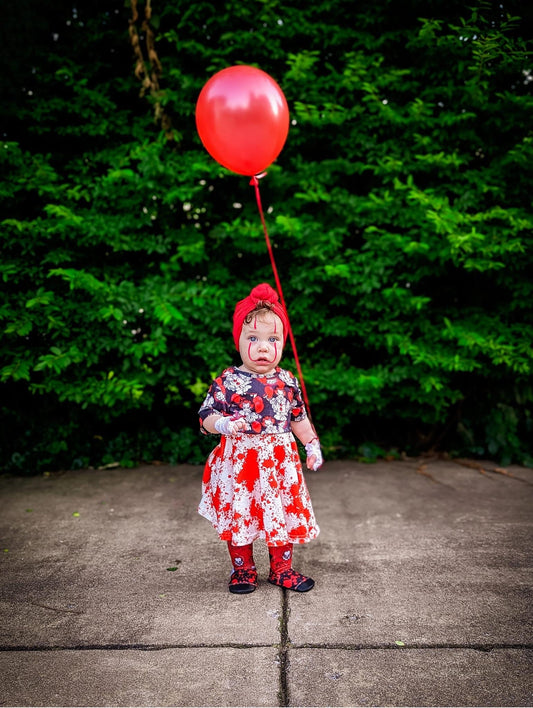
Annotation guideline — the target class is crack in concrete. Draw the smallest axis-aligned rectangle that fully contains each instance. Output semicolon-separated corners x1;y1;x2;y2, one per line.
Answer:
291;642;533;652
1;641;531;654
277;589;290;707
0;642;275;652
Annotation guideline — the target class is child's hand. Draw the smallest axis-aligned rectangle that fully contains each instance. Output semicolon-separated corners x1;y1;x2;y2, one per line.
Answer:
304;438;323;471
229;416;248;434
214;415;247;436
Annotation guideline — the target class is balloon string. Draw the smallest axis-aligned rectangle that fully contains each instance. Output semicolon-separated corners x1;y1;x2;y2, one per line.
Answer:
249;174;314;427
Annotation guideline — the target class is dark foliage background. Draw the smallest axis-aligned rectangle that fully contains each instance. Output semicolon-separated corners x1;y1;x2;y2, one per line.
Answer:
1;0;532;473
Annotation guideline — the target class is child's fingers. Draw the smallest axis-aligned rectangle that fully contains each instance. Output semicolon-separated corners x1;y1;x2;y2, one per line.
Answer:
228;417;247;434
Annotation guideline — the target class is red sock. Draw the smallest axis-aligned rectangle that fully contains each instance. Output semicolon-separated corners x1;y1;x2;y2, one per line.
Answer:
227;541;256;572
268;543;293;574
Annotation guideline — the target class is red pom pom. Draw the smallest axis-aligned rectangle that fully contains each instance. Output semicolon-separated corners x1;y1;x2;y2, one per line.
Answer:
250;283;279;305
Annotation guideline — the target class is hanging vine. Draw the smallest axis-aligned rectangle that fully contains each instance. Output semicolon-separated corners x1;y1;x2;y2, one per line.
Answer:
128;0;173;138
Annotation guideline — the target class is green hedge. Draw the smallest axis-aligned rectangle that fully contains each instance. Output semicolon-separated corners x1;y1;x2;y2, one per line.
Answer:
1;0;532;473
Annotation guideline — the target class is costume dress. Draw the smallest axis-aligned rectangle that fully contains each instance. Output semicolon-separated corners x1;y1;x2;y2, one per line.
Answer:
198;366;320;547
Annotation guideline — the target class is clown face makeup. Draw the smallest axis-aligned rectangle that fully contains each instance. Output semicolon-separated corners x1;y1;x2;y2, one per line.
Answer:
238;311;284;375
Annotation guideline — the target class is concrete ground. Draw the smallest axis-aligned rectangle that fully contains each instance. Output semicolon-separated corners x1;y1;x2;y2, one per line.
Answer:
0;456;532;707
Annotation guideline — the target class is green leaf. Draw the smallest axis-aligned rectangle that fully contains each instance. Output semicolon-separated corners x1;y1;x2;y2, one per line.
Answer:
1;360;32;382
153;302;185;325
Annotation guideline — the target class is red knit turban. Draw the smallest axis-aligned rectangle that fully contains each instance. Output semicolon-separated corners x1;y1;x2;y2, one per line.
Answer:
232;283;289;351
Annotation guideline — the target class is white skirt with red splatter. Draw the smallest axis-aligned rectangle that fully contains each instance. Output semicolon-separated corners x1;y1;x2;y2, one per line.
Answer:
198;433;320;547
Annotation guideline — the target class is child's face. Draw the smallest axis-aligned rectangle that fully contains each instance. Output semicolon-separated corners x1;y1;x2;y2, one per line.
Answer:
239;311;284;375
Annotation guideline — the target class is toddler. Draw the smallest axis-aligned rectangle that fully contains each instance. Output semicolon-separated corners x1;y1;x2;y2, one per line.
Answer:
198;283;323;594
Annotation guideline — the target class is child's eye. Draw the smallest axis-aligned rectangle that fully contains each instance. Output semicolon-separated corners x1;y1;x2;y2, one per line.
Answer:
269;336;279;342
249;335;257;342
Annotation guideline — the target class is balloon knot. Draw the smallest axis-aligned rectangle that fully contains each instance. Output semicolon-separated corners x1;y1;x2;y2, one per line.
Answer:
249;171;268;186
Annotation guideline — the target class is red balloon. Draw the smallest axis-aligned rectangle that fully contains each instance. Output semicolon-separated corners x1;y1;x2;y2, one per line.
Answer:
195;65;289;176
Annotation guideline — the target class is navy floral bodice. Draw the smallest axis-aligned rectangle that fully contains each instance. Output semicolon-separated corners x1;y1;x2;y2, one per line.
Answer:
198;366;307;435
